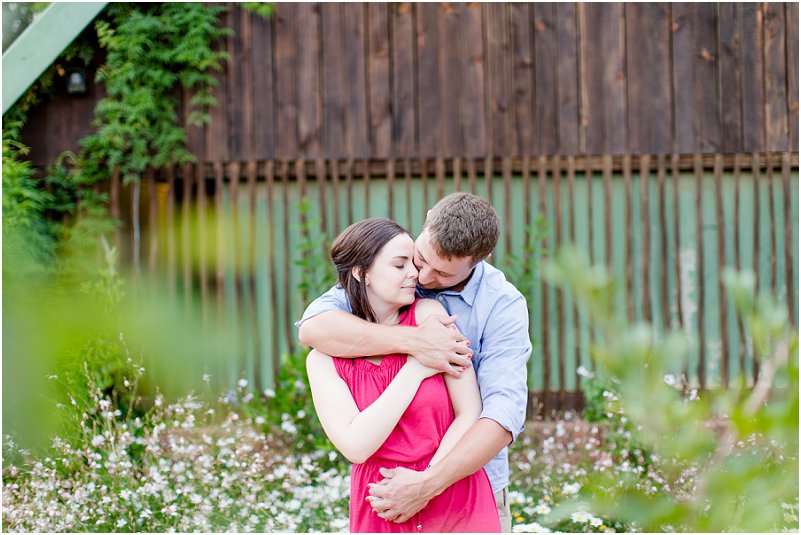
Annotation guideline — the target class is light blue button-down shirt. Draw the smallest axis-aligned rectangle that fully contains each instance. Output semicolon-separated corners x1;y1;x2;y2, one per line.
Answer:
297;260;532;493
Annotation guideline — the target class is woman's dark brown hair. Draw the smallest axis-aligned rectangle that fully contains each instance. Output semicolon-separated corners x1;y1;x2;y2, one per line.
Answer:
330;218;411;323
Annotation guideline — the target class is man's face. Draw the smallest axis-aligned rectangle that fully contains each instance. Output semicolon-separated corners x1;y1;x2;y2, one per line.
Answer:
413;228;476;290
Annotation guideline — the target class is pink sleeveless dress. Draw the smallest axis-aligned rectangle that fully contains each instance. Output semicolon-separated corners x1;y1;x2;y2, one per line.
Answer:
332;299;500;533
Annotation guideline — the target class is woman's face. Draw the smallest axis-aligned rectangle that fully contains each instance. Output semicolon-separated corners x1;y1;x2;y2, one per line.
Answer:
364;233;418;310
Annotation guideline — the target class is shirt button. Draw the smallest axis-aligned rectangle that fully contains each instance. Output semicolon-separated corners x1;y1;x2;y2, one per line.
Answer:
438;296;445;302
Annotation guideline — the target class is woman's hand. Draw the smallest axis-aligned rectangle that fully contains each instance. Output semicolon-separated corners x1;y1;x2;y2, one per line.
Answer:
404;355;441;380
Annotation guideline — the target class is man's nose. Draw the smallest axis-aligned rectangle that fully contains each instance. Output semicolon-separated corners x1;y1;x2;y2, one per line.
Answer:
417;266;434;284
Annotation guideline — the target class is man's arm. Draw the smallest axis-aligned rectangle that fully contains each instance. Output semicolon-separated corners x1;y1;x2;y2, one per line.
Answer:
297;287;472;376
368;419;510;522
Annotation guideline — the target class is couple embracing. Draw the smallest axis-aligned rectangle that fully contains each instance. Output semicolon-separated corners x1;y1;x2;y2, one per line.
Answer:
298;193;531;532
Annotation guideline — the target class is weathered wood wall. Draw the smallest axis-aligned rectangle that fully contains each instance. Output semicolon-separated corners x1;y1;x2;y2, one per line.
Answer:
22;2;800;165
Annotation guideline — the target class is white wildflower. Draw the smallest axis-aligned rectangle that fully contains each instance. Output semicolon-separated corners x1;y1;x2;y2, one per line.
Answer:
570;511;591;523
576;365;594;378
663;374;676;386
238;378;248;389
562;483;580;496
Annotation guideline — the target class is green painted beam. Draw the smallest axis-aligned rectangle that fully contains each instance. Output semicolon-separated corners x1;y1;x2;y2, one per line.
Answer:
2;2;107;115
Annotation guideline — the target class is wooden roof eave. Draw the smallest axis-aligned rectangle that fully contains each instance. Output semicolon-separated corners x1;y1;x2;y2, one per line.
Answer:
2;2;107;115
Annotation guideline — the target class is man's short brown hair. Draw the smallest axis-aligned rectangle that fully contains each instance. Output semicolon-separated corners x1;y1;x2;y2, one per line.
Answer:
423;192;500;262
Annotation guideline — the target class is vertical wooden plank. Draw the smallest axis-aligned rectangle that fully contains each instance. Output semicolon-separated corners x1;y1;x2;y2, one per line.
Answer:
553;157;565;405
483;156;493;206
435;156;445;200
510;2;534;155
462;2;487;157
403;158;413;227
538;155;551;414
786;3;799;152
603;155;612;269
766;154;777;294
486;3;513;155
330;159;341;232
586;158;593;266
206;5;230;162
297;2;322;157
322;3;346;158
718;3;743;153
533;3;557;155
367;3;392;158
229;161;244;376
640;155;652;322
733;154;746;374
345;159;354;225
694;153;705;389
274;3;299;159
214;162;225;323
391;3;416;157
386;158;395;220
657;155;670;332
672;3;697;153
741;3;766;152
764;3;789;151
452;157;462;192
623;155;634;322
196;164;209;325
362;159;371;217
266;161;280;382
421;158;431;209
695;3;721;152
316;159;328;237
467;158;477;194
296;159;308;231
523;157;532;234
227;6;246;161
251;4;275;158
751;151;761;384
502;157;512;253
343;3;369;158
241;8;255;160
566;156;581;387
781;153;795;326
556;2;579;154
182;163;193;311
280;161;295;355
714;154;729;387
671;154;686;370
439;2;463;156
416;3;440;157
246;160;261;391
580;3;626;155
626;4;672;154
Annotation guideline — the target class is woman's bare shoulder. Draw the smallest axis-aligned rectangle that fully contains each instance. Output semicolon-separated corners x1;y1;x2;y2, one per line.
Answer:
413;298;448;324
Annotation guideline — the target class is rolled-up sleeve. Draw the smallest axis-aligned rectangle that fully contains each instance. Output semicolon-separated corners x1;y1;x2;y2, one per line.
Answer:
475;294;531;443
294;285;352;328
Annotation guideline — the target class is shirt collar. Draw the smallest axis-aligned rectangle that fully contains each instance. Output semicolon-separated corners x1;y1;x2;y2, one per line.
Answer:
416;261;484;306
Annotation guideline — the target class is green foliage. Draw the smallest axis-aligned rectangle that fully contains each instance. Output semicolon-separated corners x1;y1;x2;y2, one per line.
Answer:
242;2;276;19
502;213;549;301
80;3;230;186
543;245;799;532
294;197;337;305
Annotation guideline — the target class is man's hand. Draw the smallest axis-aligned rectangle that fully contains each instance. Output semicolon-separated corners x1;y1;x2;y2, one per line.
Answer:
367;467;433;523
411;315;473;377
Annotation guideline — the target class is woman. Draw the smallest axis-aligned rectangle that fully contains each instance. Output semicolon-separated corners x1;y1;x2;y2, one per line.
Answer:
306;218;500;532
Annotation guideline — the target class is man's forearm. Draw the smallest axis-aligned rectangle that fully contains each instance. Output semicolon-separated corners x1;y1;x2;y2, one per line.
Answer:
424;418;511;497
298;310;414;357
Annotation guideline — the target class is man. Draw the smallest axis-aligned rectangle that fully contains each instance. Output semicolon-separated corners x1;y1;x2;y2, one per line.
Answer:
297;192;531;532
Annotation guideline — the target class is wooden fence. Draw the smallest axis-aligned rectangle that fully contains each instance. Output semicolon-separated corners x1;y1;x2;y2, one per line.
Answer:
23;2;800;165
111;152;799;414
